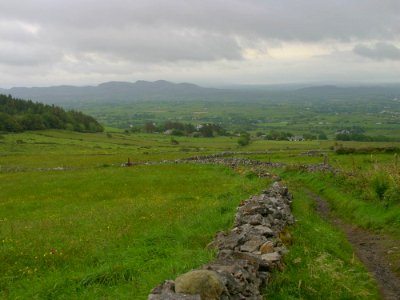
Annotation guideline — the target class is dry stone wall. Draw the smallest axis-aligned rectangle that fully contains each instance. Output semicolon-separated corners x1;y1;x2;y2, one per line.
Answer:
126;155;335;173
148;182;295;300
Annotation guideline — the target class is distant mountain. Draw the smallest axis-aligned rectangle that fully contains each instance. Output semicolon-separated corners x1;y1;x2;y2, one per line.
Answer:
0;80;231;105
1;81;400;106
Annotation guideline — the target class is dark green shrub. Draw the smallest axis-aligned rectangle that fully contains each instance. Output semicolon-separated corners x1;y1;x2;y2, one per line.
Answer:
371;173;390;201
238;132;250;146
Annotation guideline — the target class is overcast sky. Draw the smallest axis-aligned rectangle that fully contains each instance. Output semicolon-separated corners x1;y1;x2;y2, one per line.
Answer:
1;0;400;88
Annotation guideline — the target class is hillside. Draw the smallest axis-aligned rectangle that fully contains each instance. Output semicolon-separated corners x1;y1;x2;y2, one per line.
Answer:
0;94;103;132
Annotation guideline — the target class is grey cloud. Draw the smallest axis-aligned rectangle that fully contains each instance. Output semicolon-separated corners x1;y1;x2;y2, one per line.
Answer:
0;20;40;44
0;0;400;86
354;43;400;61
1;1;400;41
1;1;400;57
0;42;62;66
55;26;243;62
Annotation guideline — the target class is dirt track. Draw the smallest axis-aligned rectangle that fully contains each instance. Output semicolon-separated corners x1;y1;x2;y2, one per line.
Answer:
309;191;400;300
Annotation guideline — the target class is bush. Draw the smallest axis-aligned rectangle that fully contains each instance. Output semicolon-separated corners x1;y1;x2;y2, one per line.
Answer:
237;132;250;146
371;173;390;201
171;129;184;136
318;132;328;140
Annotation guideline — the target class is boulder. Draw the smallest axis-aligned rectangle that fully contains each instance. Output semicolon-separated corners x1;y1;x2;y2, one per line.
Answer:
175;270;225;300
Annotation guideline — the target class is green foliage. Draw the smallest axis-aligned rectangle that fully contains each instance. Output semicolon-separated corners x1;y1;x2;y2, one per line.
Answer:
143;121;157;133
318;131;328;140
237;132;250;146
371;173;390;200
255;131;264;137
336;132;395;142
139;121;227;137
0;94;103;133
266;130;293;141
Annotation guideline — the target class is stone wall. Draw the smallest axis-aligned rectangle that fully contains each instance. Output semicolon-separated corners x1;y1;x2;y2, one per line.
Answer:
148;182;295;300
126;155;335;173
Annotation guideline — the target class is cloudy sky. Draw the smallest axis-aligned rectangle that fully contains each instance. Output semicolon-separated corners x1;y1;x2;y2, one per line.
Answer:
1;0;400;88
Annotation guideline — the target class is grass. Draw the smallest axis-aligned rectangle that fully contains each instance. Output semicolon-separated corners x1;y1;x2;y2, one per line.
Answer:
278;171;400;237
0;164;267;299
1;130;399;299
265;184;380;299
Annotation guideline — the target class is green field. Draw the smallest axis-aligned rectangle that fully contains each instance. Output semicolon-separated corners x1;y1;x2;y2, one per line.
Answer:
1;130;399;299
0;133;267;298
71;97;400;140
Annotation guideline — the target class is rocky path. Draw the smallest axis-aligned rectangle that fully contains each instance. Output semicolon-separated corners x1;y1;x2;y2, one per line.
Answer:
309;191;400;300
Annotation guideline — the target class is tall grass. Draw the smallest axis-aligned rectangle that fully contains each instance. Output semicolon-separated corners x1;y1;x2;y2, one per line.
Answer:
279;170;400;237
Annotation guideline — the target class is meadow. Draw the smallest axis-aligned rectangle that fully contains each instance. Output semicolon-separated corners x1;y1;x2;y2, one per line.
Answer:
1;130;399;299
0;131;268;299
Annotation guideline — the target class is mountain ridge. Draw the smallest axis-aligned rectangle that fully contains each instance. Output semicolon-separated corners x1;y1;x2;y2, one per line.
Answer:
2;81;400;105
0;80;223;104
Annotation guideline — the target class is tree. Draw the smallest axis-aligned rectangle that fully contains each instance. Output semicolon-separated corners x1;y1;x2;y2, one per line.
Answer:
318;132;328;140
198;124;214;137
144;121;157;133
238;132;250;146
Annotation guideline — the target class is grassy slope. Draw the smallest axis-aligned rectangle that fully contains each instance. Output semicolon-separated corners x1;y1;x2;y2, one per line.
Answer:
0;130;268;299
0;164;266;299
1;130;397;299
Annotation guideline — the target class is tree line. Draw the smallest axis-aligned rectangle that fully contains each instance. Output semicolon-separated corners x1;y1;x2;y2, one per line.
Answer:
0;94;103;132
130;121;227;137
